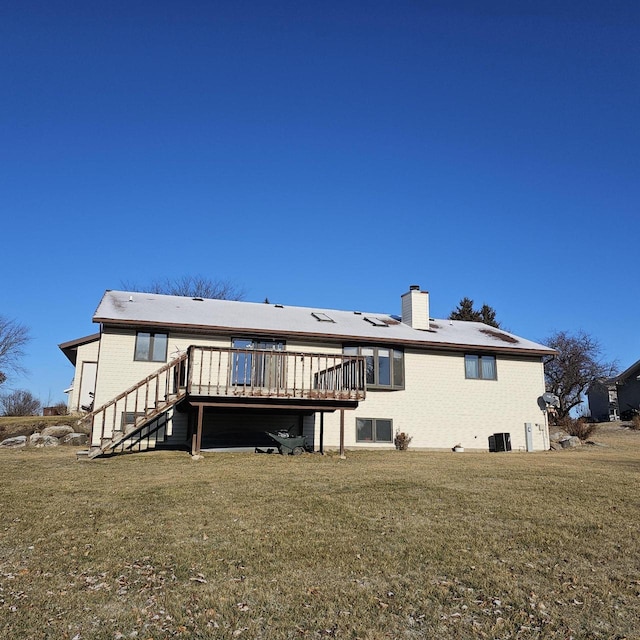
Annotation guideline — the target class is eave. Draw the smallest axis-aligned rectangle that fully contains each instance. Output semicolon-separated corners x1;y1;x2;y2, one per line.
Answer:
611;358;640;384
58;332;101;365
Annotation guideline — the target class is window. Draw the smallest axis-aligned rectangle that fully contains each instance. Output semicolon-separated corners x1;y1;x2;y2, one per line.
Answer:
121;411;144;432
363;316;388;327
356;418;393;443
311;312;334;323
134;332;168;362
343;346;404;389
465;354;497;380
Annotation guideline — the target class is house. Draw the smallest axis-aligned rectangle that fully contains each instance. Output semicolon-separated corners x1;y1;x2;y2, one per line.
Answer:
59;286;555;458
588;359;640;421
59;333;100;413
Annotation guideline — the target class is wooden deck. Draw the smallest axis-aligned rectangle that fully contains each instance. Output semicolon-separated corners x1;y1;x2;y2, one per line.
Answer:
86;346;366;458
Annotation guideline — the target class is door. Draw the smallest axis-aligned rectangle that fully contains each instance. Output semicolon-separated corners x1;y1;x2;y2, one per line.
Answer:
78;361;97;411
232;338;285;389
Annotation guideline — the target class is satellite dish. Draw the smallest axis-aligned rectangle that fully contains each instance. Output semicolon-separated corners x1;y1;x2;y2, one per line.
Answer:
542;392;560;407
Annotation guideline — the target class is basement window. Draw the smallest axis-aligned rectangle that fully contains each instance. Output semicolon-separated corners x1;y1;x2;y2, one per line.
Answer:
465;354;497;380
134;332;168;362
356;418;393;443
121;411;145;429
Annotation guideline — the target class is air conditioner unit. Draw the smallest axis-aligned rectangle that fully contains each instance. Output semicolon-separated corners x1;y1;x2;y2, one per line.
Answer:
489;432;511;452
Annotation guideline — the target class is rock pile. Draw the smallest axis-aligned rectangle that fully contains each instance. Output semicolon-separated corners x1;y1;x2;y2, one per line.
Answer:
0;424;88;449
549;430;582;450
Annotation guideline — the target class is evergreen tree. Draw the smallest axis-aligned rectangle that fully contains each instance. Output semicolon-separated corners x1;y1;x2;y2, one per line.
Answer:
449;298;501;328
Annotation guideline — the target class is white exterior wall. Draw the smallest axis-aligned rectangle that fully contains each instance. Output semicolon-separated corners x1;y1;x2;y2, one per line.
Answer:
68;339;100;412
93;328;229;408
91;327;548;452
319;350;548;452
401;288;430;330
93;330;346;409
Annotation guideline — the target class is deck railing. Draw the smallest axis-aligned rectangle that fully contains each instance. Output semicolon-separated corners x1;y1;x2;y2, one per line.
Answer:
187;346;366;401
87;347;366;456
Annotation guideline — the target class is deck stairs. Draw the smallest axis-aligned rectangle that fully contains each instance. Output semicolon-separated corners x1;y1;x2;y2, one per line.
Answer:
86;353;188;459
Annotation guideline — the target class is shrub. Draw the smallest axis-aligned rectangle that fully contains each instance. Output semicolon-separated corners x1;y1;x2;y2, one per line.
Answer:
394;432;412;450
630;415;640;431
561;417;597;441
0;389;41;417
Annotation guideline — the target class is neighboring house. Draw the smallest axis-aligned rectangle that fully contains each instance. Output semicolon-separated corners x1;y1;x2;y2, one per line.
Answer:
59;286;554;459
588;359;640;421
59;333;100;413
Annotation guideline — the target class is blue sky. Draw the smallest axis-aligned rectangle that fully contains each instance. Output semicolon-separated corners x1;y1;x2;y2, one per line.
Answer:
1;0;638;404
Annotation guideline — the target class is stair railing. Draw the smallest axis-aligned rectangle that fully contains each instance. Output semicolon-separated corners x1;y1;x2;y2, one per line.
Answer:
87;352;188;452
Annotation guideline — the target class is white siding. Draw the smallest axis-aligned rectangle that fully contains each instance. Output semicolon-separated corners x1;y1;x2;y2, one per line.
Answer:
93;328;229;408
91;327;549;453
68;339;100;412
319;350;548;452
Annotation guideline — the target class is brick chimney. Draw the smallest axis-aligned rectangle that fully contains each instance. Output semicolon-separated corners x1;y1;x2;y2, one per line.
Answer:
401;285;430;330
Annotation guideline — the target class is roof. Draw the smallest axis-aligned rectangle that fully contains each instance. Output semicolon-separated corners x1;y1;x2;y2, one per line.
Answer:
91;290;554;357
58;333;101;365
607;358;640;385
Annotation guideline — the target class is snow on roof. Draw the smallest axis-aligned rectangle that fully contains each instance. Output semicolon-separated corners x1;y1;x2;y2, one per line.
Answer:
93;290;553;355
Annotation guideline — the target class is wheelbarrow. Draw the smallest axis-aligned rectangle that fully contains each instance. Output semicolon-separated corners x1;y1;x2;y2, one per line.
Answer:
263;430;308;455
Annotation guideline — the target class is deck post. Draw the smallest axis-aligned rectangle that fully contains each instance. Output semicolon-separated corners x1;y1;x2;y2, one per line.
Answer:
192;403;204;456
339;409;345;459
187;406;193;444
319;412;324;454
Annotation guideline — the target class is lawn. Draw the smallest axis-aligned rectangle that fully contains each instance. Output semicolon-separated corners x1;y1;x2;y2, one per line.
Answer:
0;424;638;639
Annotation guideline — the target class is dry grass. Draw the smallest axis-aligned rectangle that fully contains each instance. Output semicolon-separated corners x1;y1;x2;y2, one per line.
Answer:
0;423;639;639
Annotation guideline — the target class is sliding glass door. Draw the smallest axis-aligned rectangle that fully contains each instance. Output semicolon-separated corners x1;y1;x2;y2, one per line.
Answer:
232;338;286;388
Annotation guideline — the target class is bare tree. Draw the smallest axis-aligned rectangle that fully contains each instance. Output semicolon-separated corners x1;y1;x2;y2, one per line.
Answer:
0;316;31;385
543;330;617;420
121;275;245;301
449;297;501;328
0;389;41;416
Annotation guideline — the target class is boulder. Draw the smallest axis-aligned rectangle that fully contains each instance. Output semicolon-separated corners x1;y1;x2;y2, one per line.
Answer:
549;430;568;442
41;425;74;439
0;436;27;449
31;434;60;448
559;436;581;449
61;432;88;446
549;441;563;451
